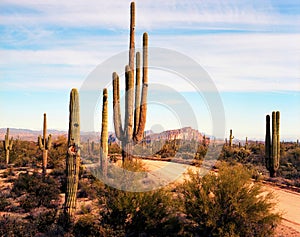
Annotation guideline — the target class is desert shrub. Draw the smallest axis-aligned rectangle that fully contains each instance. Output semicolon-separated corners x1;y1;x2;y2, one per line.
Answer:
181;163;281;237
28;208;58;233
195;144;208;160
0;196;10;211
10;140;38;167
108;143;122;154
221;146;251;163
12;172;60;211
0;215;37;236
73;214;104;237
48;135;68;169
78;179;96;199
100;187;181;236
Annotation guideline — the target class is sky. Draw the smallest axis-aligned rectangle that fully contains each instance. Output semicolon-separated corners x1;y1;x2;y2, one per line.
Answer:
0;0;299;141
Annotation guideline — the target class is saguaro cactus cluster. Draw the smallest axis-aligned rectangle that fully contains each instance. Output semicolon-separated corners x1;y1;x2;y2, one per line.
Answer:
3;128;13;165
38;113;52;175
265;111;280;177
112;2;148;162
65;88;80;217
100;88;108;176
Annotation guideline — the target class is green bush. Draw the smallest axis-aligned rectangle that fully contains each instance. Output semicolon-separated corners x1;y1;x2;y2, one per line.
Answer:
100;187;181;236
181;163;281;236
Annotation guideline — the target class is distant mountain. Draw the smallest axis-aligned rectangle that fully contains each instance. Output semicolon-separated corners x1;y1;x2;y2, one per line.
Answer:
0;128;67;141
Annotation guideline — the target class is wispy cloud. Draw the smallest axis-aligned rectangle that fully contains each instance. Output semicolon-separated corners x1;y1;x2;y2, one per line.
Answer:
0;0;299;31
1;33;299;92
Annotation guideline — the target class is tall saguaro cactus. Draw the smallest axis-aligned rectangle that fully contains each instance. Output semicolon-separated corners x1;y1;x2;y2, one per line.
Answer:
3;128;13;165
112;2;148;162
265;111;280;177
100;88;108;176
38;113;52;175
65;88;80;217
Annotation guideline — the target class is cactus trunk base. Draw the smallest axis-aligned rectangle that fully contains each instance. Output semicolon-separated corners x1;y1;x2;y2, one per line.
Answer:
65;154;80;216
269;170;276;178
122;142;133;162
42;150;48;175
5;150;10;165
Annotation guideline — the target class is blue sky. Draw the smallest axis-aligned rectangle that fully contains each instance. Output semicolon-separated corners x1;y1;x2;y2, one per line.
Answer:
0;0;299;141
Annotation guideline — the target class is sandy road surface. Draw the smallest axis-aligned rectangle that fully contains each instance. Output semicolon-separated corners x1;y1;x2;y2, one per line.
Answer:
269;186;300;233
141;159;300;235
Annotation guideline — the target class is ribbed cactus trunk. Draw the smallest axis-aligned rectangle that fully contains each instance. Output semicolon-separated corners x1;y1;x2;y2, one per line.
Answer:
265;111;280;177
3;128;13;165
38;113;52;175
100;88;108;176
65;88;80;217
112;2;148;162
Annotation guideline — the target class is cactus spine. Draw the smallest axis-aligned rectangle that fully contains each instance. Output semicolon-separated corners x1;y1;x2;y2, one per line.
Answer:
65;88;80;217
112;2;148;162
100;88;108;176
3;128;13;165
229;129;234;147
265;111;280;177
38;113;52;175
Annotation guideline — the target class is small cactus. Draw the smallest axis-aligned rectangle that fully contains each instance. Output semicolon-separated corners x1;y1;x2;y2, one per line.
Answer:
3;128;13;165
245;137;248;149
64;88;80;217
100;88;108;176
229;129;234;147
38;113;52;175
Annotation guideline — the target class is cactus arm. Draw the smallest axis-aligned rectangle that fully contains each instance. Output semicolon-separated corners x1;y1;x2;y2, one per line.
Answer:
125;65;134;141
112;72;124;140
9;138;13;150
47;134;52;150
100;88;108;175
134;51;141;136
129;1;135;70
134;33;148;142
38;135;44;150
